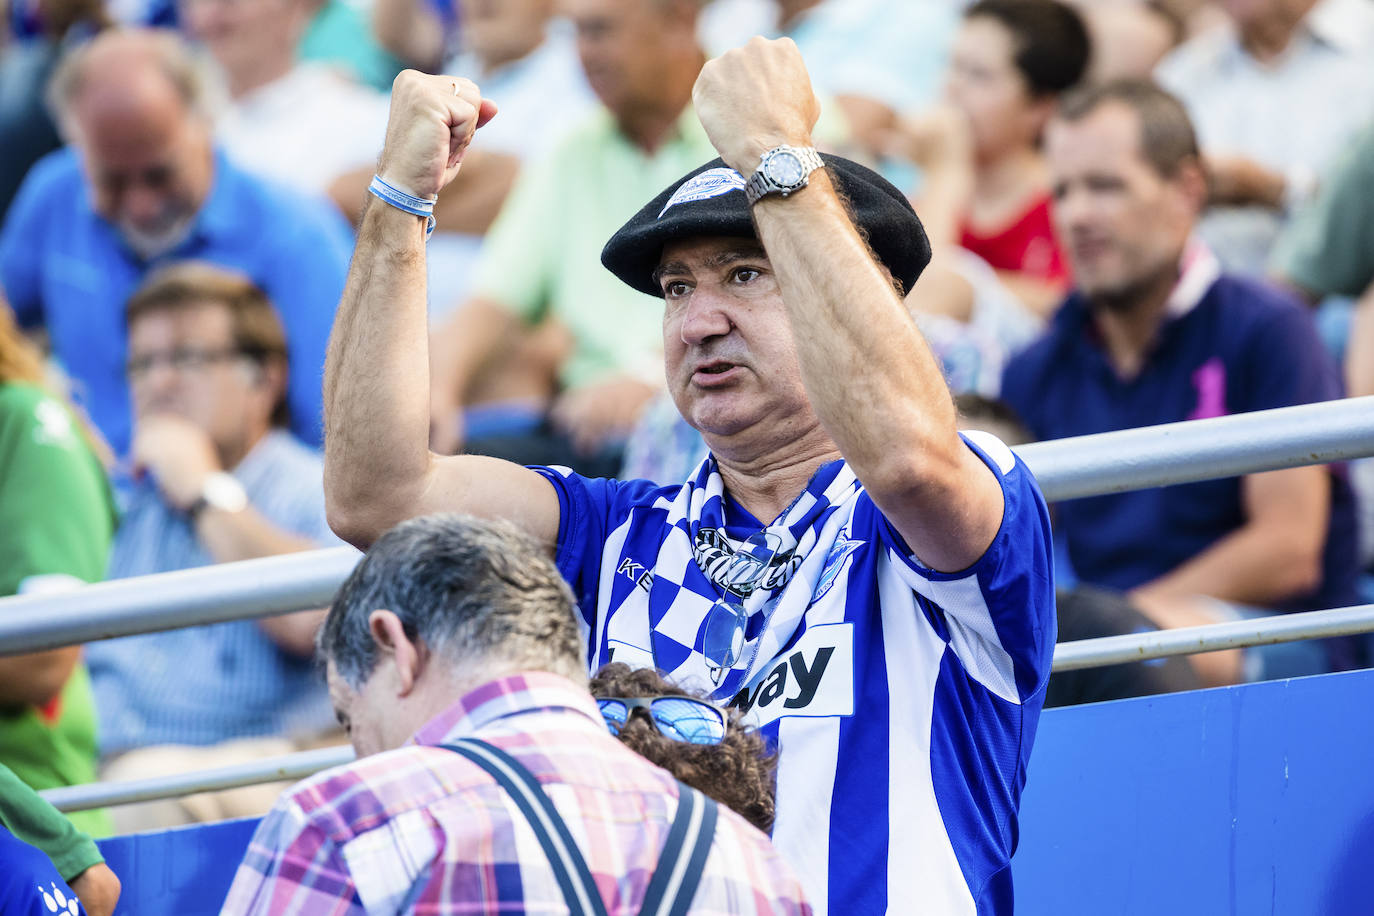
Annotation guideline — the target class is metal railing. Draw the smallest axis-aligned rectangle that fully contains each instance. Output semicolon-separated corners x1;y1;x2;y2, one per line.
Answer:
36;601;1374;813
4;397;1374;657
9;396;1374;811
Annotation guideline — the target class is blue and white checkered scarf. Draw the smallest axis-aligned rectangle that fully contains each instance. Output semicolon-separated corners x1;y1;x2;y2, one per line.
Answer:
609;455;863;701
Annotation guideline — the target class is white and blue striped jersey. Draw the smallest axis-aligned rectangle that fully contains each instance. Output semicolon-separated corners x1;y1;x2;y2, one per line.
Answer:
534;432;1055;914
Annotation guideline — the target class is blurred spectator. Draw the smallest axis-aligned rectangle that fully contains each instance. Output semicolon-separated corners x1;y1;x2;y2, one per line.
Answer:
0;28;353;456
1003;80;1359;685
348;0;595;312
0;762;120;916
1270;117;1374;307
221;514;809;914
0;0;107;219
85;264;342;829
590;663;777;832
179;0;391;201
0;302;114;838
1269;121;1374;572
427;0;718;475
894;0;1090;321
700;0;962;160
296;0;404;92
1076;0;1184;82
1155;0;1374;275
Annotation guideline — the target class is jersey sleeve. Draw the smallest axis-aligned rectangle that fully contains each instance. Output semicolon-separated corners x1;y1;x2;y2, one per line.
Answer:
529;466;664;650
877;431;1057;704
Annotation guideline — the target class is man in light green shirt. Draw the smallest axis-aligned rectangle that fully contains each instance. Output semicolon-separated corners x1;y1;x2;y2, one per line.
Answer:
428;0;714;472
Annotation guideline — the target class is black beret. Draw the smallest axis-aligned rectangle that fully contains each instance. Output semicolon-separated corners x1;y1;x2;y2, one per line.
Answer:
601;153;931;298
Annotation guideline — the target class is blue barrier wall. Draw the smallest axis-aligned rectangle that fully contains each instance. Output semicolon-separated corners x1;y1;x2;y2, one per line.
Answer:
96;668;1374;914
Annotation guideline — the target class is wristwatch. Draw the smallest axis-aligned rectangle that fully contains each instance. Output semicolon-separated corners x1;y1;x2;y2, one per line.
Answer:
188;471;248;521
744;144;825;205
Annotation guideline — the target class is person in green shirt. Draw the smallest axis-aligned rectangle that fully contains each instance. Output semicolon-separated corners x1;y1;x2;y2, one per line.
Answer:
0;302;116;838
0;762;120;915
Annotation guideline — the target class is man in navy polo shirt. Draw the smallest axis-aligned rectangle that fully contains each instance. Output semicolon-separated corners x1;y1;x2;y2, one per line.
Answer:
1003;79;1360;685
0;29;352;455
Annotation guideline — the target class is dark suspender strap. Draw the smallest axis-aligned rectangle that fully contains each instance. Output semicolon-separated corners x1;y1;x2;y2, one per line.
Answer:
442;739;609;916
637;784;719;916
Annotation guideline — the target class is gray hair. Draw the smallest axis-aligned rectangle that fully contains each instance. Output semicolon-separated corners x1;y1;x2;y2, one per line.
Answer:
47;28;221;131
319;514;586;689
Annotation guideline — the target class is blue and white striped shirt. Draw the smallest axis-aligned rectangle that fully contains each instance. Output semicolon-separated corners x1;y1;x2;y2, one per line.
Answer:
88;431;339;755
535;432;1055;915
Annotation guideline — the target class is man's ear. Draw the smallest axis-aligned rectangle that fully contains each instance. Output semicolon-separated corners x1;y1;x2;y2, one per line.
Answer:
367;610;424;697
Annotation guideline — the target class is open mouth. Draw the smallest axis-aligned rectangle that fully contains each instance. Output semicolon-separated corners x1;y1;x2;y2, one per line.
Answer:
692;362;741;386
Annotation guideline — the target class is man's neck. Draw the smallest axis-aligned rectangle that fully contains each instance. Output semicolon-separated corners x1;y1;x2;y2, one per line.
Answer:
712;429;841;524
615;53;704;153
972;147;1047;209
1239;0;1319;63
1088;261;1183;380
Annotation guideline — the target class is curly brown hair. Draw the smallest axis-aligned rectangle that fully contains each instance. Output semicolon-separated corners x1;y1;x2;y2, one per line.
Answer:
589;663;777;834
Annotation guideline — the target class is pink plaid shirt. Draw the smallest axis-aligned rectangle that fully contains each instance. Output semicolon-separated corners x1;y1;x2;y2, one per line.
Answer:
220;672;811;915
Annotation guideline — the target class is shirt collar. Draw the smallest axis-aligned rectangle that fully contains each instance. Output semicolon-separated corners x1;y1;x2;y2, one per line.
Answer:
1163;240;1221;320
410;672;605;746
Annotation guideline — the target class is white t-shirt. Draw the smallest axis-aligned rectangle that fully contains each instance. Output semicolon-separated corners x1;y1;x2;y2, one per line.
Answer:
217;63;392;196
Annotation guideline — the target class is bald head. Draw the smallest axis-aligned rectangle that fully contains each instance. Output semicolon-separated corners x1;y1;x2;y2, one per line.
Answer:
50;30;216;260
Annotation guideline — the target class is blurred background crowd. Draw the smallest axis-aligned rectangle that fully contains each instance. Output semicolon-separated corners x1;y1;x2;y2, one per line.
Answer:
3;0;1374;834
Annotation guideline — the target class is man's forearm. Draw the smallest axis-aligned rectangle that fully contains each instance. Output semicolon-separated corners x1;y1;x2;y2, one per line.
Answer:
753;172;961;485
323;199;435;545
1139;524;1324;607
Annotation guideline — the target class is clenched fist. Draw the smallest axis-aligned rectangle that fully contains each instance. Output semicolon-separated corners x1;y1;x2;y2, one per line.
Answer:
376;71;499;201
691;37;820;176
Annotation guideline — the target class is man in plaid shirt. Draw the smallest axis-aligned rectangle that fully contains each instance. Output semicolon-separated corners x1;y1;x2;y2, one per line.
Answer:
220;514;810;914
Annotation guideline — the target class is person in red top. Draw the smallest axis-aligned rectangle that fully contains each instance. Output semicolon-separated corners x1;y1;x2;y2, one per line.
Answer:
895;0;1089;320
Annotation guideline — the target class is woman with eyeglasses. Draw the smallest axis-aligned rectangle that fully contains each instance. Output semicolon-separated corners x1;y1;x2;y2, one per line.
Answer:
590;663;777;834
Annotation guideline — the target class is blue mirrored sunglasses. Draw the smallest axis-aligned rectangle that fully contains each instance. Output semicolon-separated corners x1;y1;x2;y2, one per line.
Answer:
596;696;728;745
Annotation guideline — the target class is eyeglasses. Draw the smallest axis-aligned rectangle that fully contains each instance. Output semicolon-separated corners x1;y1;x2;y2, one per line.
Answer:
126;347;247;380
701;530;781;669
596;696;728;745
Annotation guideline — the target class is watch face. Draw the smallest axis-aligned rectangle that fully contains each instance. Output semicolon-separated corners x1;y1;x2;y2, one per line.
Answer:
766;150;806;187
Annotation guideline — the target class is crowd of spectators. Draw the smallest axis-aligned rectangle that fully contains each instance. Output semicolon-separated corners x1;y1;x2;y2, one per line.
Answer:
1;0;1372;850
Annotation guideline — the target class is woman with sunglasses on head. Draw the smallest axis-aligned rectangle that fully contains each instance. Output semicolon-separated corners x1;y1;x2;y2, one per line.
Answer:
591;662;777;834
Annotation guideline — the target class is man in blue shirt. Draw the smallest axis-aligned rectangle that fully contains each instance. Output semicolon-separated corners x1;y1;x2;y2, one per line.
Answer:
87;264;341;830
0;29;353;455
1003;80;1360;684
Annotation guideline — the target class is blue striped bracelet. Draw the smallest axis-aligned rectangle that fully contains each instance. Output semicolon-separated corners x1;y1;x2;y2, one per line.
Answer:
368;175;437;237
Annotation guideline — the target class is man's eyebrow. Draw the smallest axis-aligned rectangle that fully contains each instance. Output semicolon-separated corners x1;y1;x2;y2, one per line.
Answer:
652;245;771;287
652;260;689;287
703;245;768;270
